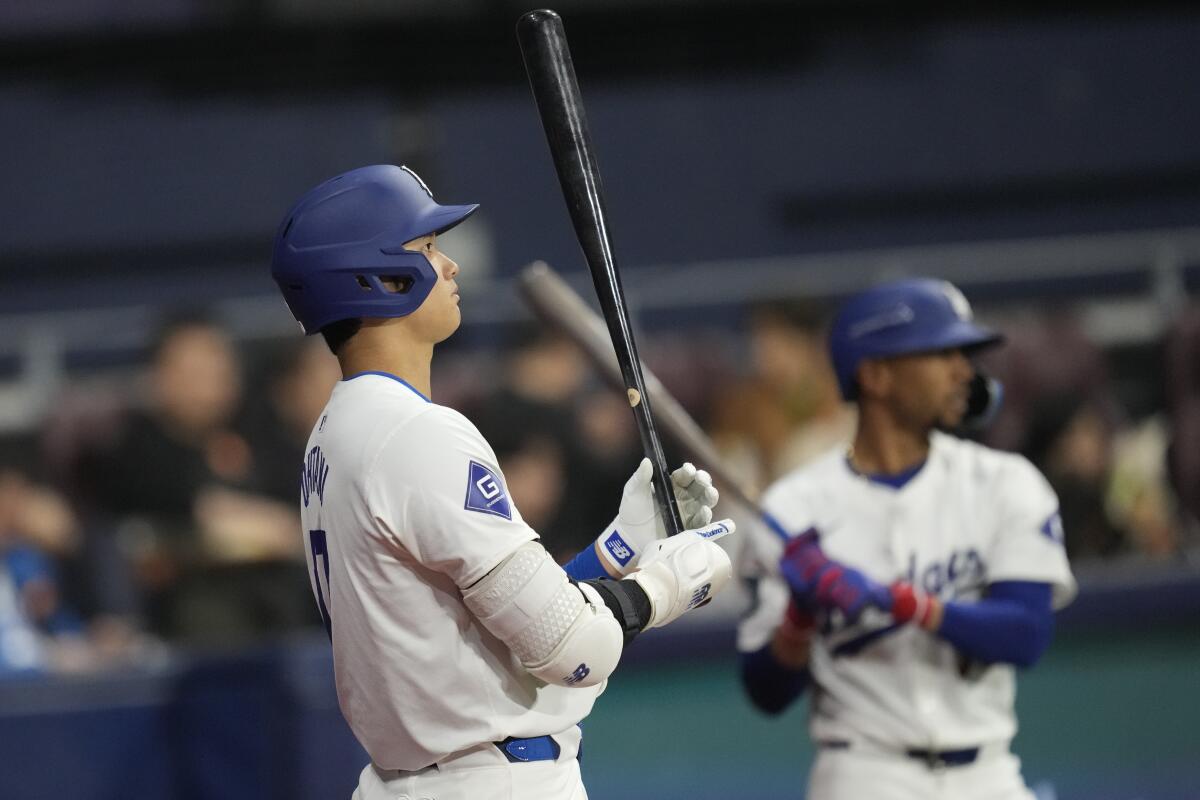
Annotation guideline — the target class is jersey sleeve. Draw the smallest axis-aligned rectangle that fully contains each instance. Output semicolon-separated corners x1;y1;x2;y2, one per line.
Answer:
366;407;538;589
986;455;1077;609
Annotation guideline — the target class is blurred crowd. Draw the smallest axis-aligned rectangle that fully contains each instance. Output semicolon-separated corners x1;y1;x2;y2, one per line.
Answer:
1;296;1197;677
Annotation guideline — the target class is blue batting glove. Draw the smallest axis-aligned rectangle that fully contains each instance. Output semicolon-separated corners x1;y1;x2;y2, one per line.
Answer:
811;563;893;625
778;529;838;610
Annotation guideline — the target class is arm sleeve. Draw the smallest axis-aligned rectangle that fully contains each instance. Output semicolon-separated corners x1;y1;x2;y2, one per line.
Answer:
563;544;609;581
739;644;811;715
987;455;1077;609
935;580;1055;668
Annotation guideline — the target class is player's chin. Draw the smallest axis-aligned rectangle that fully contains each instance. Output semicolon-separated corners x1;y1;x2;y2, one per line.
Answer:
434;311;462;343
939;403;967;429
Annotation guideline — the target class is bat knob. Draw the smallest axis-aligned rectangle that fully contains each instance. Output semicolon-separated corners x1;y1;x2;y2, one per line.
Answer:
518;8;562;30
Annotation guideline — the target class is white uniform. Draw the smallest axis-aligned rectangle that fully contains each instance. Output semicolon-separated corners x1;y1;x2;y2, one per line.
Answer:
300;373;597;797
738;430;1076;800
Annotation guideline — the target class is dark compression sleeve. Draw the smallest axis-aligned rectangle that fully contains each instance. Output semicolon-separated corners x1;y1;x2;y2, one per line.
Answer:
580;578;652;644
937;581;1055;668
739;644;810;715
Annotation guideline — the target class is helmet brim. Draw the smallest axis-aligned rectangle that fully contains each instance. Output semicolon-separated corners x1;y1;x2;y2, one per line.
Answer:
424;203;480;236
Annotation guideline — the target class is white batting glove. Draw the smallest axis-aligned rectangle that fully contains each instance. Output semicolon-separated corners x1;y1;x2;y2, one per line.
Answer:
595;458;720;576
629;519;735;629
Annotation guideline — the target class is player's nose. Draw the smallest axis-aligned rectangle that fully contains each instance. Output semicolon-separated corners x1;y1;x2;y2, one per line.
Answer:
442;254;460;280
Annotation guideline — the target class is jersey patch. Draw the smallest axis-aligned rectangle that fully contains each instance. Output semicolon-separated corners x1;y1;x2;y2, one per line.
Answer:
1039;511;1064;545
464;461;513;520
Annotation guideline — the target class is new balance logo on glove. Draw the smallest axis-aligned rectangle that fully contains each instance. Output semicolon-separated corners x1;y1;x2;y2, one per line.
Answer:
603;531;634;566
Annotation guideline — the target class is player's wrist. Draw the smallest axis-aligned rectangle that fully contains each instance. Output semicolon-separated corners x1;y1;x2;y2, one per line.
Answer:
889;582;941;630
770;625;813;669
771;601;815;668
594;521;643;576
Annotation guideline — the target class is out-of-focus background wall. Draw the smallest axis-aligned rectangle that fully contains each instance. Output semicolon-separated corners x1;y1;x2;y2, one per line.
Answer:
1;1;1198;798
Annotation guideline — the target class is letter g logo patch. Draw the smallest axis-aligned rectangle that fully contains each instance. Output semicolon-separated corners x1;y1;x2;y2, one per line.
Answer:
464;460;513;520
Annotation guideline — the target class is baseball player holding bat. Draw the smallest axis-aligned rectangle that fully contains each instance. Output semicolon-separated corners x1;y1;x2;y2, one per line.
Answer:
737;278;1076;800
270;165;735;800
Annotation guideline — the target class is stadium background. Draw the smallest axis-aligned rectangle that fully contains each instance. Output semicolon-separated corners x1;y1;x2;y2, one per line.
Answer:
1;2;1198;798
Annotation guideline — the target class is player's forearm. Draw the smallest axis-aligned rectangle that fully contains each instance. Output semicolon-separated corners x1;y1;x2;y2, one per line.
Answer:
740;640;810;715
740;606;813;715
931;582;1055;668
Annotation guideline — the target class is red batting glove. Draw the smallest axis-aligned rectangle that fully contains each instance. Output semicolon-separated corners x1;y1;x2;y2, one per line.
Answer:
889;582;940;630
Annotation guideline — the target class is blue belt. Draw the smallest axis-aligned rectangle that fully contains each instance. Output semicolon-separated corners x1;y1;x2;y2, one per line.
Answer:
494;735;561;763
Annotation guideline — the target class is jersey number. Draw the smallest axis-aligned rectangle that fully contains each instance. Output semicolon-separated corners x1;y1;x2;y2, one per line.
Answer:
308;529;333;639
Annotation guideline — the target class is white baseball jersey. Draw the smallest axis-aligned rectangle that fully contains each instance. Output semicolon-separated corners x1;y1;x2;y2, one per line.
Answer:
738;430;1075;751
300;372;602;771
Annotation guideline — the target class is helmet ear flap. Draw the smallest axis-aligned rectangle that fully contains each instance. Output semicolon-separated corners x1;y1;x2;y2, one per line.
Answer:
958;371;1004;432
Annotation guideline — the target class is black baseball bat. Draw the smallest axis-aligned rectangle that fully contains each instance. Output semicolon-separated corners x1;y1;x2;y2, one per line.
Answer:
516;8;685;538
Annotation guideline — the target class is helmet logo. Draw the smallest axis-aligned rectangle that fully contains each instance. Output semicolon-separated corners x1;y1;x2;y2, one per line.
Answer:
848;304;915;339
939;281;974;321
399;166;435;200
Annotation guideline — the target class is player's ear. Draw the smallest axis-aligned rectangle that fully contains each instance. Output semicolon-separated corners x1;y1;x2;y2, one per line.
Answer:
856;358;891;400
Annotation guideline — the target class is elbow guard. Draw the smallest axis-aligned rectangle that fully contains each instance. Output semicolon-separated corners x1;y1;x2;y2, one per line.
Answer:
462;542;623;688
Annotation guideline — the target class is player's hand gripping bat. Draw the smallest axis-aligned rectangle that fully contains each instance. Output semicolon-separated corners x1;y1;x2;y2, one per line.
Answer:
517;9;685;537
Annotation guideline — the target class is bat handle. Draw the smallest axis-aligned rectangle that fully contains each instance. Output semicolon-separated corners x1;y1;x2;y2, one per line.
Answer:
633;390;684;537
656;469;686;537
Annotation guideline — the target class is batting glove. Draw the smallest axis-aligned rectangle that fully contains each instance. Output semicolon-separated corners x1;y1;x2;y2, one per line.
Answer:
810;564;894;625
595;458;720;576
779;531;890;624
629;519;735;629
777;529;837;609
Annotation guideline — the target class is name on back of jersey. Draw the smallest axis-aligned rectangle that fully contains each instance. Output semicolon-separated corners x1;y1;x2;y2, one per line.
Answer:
302;445;331;508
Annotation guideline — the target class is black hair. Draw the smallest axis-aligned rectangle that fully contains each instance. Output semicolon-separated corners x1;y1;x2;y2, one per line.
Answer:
320;318;363;355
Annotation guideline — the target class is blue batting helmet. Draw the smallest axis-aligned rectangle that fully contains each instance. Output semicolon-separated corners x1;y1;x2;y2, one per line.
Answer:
271;165;478;335
829;278;1003;400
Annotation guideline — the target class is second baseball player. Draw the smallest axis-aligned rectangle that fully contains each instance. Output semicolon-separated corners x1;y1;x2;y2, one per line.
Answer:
738;278;1076;800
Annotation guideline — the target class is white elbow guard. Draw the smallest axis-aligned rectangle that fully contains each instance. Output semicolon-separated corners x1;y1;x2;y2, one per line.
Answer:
462;542;623;688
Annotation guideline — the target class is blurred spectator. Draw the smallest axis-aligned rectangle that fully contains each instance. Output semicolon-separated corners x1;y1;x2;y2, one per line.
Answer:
709;300;854;493
1025;397;1127;560
1166;304;1200;535
1109;414;1180;558
470;326;589;561
238;338;341;505
82;312;313;646
988;306;1187;561
982;307;1115;455
0;440;94;675
470;326;641;562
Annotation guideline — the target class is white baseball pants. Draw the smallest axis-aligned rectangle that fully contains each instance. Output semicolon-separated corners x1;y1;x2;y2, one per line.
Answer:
352;727;586;800
807;742;1037;800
